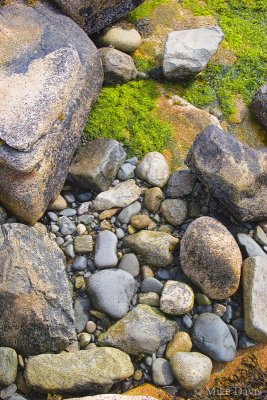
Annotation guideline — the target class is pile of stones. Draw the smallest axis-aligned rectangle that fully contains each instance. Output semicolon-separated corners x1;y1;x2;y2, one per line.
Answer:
0;129;266;399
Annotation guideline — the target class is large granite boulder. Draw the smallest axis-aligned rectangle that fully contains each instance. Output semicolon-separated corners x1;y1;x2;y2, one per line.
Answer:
51;0;145;35
250;83;267;128
186;125;267;221
0;1;103;225
0;224;76;356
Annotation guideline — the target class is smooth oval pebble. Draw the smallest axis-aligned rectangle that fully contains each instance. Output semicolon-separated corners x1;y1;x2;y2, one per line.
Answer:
94;230;118;269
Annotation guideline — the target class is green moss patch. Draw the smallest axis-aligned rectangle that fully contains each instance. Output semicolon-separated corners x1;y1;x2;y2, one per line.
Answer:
84;81;172;157
127;0;169;23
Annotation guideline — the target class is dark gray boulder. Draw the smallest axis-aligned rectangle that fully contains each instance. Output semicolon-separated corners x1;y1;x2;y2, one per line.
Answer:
0;1;103;224
0;224;76;356
51;0;145;35
186;125;267;221
250;83;267;128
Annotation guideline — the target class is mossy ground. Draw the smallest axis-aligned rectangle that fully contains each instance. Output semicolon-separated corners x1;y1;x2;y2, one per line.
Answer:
84;81;172;158
85;0;267;160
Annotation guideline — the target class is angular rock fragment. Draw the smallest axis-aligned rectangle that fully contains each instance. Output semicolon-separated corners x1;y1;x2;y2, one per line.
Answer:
98;304;177;355
0;224;76;356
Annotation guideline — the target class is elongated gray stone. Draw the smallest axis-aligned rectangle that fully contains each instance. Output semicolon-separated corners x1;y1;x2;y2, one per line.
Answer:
118;201;141;224
237;234;267;257
242;256;267;342
94;230;118;269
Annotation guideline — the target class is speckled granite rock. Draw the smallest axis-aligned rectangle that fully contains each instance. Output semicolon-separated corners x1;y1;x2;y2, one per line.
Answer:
186;125;267;221
0;1;102;224
0;224;76;356
51;0;145;34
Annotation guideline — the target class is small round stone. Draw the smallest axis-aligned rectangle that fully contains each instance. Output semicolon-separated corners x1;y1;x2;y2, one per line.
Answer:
144;187;164;212
86;321;97;334
77;224;87;235
213;303;227;317
130;214;151;229
118;253;140;277
141;277;163;294
78;332;91;347
195;293;211;306
72;256;88;271
160;199;187;227
160;280;194;315
136;152;169;187
133;369;143;381
141;265;154;279
152;358;174;386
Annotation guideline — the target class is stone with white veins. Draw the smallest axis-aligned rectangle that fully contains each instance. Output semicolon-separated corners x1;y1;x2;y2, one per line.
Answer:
86;269;135;319
118;201;141;224
242;256;267;342
160;281;194;315
94;230;118;269
136;152;169;188
92;180;141;211
170;352;212;390
163;26;224;80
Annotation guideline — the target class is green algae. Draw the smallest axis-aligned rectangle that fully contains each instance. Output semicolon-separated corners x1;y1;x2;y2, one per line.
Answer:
84;81;172;157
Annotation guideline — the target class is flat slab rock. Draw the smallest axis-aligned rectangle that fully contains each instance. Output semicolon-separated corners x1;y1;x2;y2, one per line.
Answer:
186;125;267;221
0;1;102;224
0;224;76;356
242;256;267;342
25;347;134;394
163;26;224;80
93;180;141;211
98;304;177;355
51;0;145;35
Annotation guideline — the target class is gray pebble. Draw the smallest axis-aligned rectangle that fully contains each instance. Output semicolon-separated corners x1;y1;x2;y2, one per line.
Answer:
118;253;140;277
78;215;94;225
63;192;76;203
77;202;90;216
192;313;236;362
152;358;174;386
116;228;125;239
231;317;244;331
239;333;256;349
237;233;266;257
141;277;163;294
182;314;193;329
77;192;93;202
72;256;88;271
118;201;141;224
47;212;58;222
55;237;64;246
117;163;136;181
126;156;139;166
222;305;233;324
94;230;118;269
157;269;170;280
64;244;75;259
59;216;76;235
51;225;59;233
74;296;91;333
59;208;77;217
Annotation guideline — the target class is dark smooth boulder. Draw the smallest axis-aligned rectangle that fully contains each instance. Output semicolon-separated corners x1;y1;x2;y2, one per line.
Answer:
0;1;103;224
186;125;267;221
51;0;145;35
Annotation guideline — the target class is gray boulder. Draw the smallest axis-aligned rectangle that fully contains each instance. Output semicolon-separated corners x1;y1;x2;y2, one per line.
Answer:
0;1;103;225
0;224;76;356
186;125;267;221
98;304;177;355
51;1;145;35
99;48;137;85
69;139;126;192
192;313;236;362
86;269;135;319
250;83;267;128
163;26;224;80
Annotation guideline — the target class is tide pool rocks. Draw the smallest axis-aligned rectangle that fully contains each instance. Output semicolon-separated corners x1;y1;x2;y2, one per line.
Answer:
186;125;267;221
0;0;103;224
0;224;76;356
163;26;224;80
25;347;134;394
180;216;242;299
51;1;145;35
